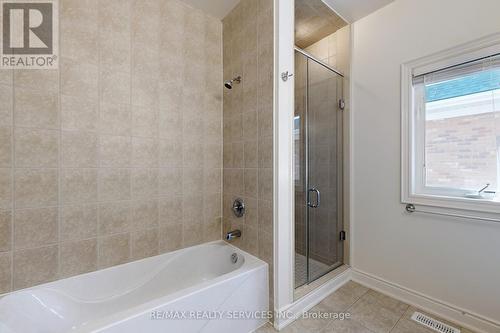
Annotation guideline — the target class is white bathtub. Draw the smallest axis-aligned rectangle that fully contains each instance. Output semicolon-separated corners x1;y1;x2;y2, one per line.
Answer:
0;241;269;333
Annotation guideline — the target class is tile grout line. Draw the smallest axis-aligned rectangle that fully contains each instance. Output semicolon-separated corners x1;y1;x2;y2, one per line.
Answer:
219;18;224;243
96;0;104;268
388;312;405;333
57;0;62;280
342;287;377;333
10;67;14;291
127;0;133;263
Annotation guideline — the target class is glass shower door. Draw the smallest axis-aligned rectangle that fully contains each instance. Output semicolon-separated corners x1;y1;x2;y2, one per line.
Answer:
307;58;343;282
294;50;343;288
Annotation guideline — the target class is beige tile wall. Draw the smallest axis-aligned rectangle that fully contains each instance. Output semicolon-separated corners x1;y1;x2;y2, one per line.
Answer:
0;0;223;293
222;0;274;309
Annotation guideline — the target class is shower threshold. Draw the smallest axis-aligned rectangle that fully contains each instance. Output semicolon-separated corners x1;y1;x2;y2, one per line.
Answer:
294;264;349;301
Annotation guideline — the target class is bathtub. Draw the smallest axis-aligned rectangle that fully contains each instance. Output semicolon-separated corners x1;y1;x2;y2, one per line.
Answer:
0;241;269;333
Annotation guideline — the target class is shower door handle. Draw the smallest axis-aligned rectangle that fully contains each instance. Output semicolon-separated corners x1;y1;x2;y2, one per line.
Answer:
307;188;320;208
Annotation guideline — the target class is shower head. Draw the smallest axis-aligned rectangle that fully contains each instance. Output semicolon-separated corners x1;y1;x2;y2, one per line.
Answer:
224;76;241;90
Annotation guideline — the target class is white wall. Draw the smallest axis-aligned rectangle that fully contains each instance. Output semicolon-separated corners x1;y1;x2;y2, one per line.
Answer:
351;0;500;324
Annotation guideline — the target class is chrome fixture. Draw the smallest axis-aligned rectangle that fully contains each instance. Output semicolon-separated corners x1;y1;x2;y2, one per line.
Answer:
232;198;245;217
405;203;500;223
307;188;320;208
281;71;293;82
224;75;241;89
231;253;238;264
225;230;241;241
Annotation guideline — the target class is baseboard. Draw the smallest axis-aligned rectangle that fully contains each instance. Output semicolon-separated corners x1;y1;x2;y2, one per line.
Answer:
274;267;351;330
351;269;500;333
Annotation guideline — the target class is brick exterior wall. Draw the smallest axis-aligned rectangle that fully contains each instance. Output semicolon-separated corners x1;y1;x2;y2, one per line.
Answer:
425;112;498;191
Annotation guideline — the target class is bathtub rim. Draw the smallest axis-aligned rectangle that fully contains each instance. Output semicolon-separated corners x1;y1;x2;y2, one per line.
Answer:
0;240;269;333
74;241;268;332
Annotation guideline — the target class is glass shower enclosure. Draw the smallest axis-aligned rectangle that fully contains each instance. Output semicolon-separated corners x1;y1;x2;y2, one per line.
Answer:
294;48;344;288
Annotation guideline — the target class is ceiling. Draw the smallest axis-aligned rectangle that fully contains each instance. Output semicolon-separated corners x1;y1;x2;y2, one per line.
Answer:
295;0;347;48
179;0;240;20
178;0;395;23
321;0;395;23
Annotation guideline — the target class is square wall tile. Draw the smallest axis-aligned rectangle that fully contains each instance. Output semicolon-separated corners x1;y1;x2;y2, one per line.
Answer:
244;168;258;198
159;196;182;227
13;245;58;290
98;201;131;236
60;204;98;241
158;139;182;167
100;70;131;105
61;95;99;131
99;135;131;167
98;233;130;268
14;88;59;129
14;70;59;94
61;24;98;65
158;168;182;197
183;222;203;247
159;224;182;253
0;168;11;210
0;253;11;293
61;59;98;101
258;168;273;202
132;106;158;138
204;168;222;194
14;169;58;208
0;127;12;167
182;194;203;227
0;210;12;252
130;200;159;230
183;143;204;168
131;229;158;260
99;103;131;136
14;207;58;250
61;131;99;167
15;128;59;168
131;137;158;167
132;74;159;108
98;168;131;201
182;168;203;195
60;239;97;277
61;168;98;205
131;168;158;199
0;85;13;127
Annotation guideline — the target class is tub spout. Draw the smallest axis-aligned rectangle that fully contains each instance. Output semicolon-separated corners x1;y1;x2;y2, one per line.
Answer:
225;230;241;241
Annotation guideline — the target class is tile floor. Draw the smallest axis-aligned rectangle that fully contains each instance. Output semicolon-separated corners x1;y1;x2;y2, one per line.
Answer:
255;281;476;333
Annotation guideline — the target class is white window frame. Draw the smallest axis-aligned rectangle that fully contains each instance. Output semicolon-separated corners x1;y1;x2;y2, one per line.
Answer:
401;32;500;214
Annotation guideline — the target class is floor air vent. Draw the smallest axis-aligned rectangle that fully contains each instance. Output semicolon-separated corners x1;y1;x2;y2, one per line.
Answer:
411;312;460;333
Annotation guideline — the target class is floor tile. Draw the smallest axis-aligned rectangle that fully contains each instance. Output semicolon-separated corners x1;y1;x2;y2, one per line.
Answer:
390;318;433;333
322;318;375;332
254;323;276;333
253;287;475;333
319;281;370;312
280;311;332;333
349;290;409;333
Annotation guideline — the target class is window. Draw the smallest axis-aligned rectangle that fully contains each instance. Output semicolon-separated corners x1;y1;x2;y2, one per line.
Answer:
402;34;500;213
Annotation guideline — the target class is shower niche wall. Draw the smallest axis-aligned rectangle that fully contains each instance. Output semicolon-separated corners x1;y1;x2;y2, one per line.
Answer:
294;0;350;289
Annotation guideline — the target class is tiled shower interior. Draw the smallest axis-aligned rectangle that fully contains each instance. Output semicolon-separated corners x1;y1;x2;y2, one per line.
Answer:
222;0;274;307
294;25;350;288
0;0;274;299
